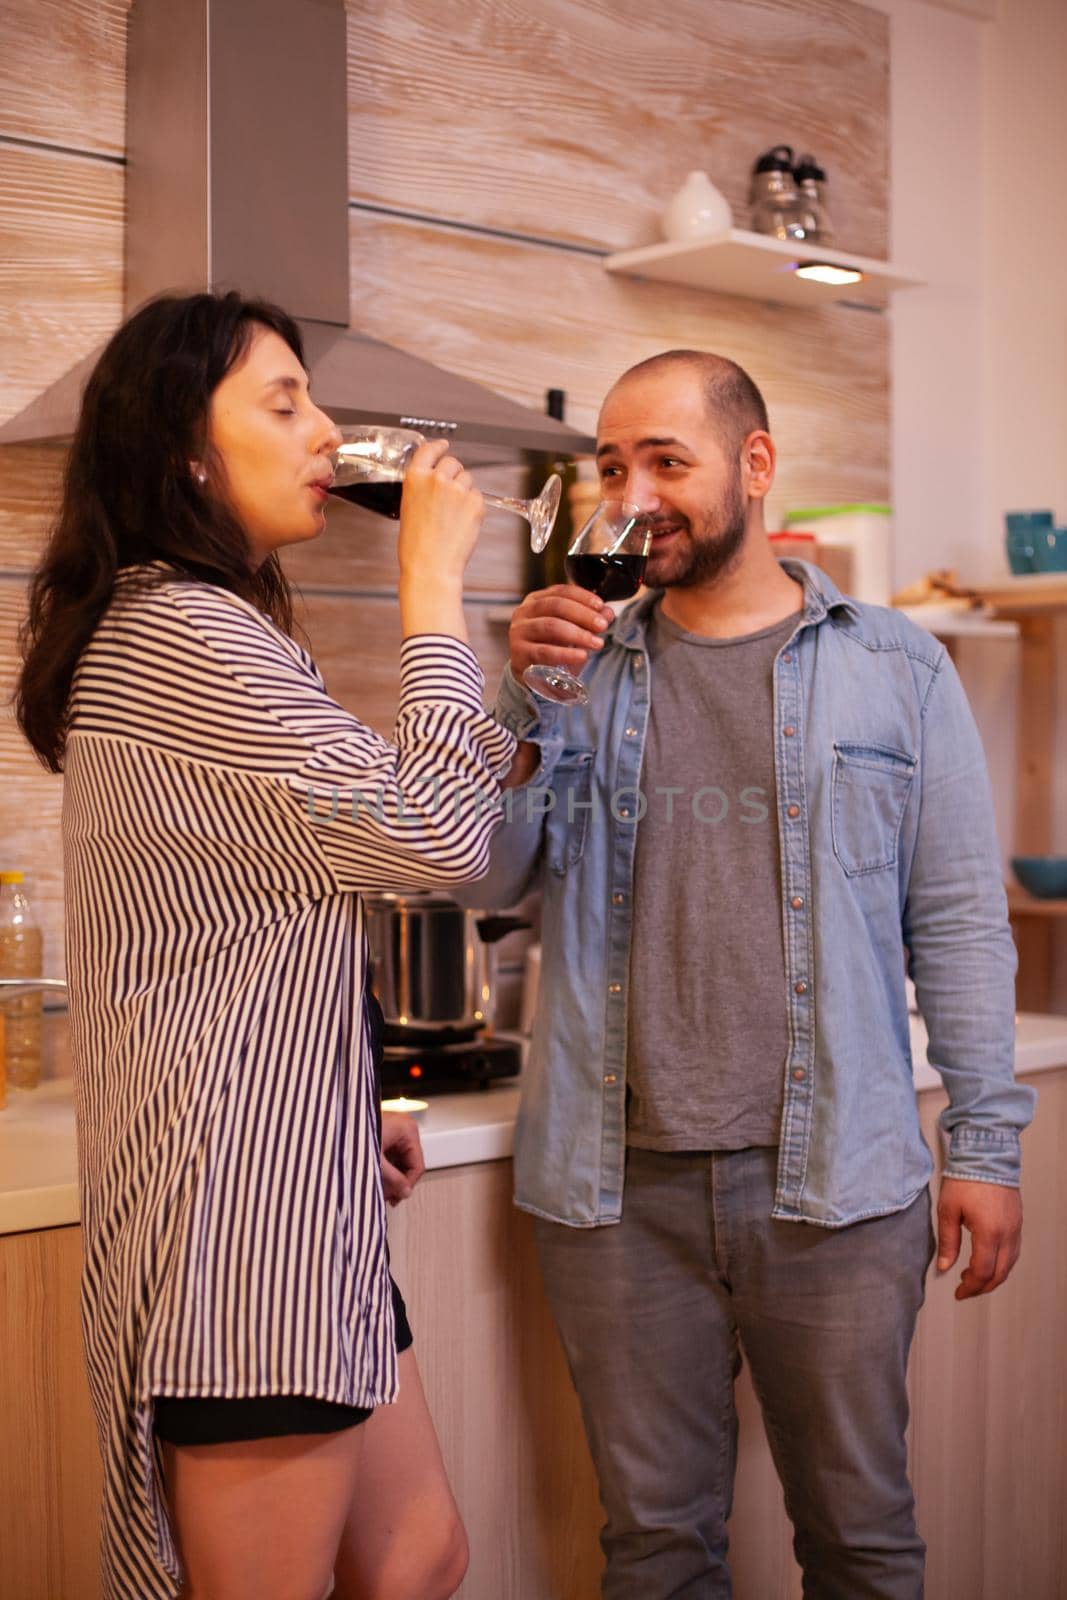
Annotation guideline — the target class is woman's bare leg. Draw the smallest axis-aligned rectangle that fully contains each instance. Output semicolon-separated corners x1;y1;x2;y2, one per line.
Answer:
161;1426;363;1600
332;1348;468;1600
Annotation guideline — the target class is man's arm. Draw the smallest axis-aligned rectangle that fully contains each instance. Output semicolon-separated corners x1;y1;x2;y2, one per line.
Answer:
902;650;1036;1298
456;586;611;910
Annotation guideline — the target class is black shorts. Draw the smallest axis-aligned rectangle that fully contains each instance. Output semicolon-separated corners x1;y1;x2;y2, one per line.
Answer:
154;1276;414;1445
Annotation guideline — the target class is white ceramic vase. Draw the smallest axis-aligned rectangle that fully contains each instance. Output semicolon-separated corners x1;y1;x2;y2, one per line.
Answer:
661;171;732;242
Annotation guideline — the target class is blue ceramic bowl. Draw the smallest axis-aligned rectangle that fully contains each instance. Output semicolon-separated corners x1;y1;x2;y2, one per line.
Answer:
1011;856;1067;899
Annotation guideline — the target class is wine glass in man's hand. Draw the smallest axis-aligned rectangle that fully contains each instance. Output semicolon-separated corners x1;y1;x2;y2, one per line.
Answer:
522;500;650;706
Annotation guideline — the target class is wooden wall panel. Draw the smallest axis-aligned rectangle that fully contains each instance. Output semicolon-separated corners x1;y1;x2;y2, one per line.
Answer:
346;0;890;259
346;211;890;522
0;145;123;426
282;463;531;598
0;446;66;570
0;0;128;156
297;589;511;736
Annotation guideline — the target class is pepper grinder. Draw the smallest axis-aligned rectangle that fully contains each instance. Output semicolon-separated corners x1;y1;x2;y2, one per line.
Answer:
793;154;834;244
750;146;806;240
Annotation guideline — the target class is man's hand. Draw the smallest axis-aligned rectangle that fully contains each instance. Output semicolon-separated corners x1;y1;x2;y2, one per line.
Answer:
381;1111;426;1206
501;741;540;790
509;584;613;680
936;1177;1022;1300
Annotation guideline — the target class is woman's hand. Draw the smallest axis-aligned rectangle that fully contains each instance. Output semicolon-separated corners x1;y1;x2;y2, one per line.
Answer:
397;440;483;642
380;1111;426;1206
398;439;484;588
508;584;613;680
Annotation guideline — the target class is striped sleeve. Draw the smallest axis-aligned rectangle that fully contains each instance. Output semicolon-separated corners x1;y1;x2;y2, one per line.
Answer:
163;587;518;893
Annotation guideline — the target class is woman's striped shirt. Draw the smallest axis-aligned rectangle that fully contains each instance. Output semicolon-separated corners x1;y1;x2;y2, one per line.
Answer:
62;565;516;1599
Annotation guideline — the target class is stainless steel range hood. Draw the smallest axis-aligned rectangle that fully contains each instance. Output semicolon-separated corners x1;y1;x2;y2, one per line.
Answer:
0;0;595;462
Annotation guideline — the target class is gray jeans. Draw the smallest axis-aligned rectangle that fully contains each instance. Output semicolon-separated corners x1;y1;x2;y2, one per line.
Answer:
534;1146;935;1600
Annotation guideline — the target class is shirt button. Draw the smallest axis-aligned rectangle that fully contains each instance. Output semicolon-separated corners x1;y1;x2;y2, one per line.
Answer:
790;896;804;910
783;725;796;737
792;1067;807;1082
794;981;808;995
619;808;631;818
612;892;625;905
625;727;638;738
603;1073;618;1086
787;804;800;819
634;659;644;671
782;652;793;664
609;982;622;994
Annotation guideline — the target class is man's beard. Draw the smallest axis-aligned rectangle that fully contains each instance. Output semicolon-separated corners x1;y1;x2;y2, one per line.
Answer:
653;472;748;590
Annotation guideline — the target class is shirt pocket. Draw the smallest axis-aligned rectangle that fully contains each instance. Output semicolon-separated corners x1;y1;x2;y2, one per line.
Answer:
545;749;595;876
831;741;917;876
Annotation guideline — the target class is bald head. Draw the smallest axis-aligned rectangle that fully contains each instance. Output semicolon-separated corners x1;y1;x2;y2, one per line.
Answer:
604;350;769;459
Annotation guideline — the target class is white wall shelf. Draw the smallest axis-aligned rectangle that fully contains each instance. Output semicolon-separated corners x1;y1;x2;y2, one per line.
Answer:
894;604;1019;640
603;228;924;309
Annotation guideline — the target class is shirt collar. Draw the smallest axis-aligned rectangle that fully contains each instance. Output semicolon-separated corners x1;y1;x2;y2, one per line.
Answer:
610;557;859;648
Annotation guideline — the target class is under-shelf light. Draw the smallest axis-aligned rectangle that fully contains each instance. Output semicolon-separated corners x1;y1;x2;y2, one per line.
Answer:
793;262;865;287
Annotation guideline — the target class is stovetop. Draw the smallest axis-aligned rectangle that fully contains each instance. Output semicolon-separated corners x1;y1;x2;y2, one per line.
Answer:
380;1033;523;1095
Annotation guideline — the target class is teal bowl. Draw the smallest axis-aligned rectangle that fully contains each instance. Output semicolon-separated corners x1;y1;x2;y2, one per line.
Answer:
1011;856;1067;899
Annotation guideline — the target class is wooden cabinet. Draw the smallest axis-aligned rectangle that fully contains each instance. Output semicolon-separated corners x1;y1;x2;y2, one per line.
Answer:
0;1224;103;1600
967;581;1067;1013
3;1075;1064;1600
722;1066;1067;1600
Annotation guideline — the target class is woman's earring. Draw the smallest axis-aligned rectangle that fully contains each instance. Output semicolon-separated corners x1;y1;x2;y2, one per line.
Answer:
195;468;207;487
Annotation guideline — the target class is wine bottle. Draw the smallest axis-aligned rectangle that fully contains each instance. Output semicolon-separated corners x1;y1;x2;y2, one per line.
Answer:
523;388;577;593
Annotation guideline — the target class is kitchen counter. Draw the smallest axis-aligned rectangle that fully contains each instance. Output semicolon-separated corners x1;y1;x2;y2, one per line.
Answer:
2;1013;1065;1236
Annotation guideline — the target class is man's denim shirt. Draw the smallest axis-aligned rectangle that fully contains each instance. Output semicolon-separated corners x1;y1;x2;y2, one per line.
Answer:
473;561;1036;1229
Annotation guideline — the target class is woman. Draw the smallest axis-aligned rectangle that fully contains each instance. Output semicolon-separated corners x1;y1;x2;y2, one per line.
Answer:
16;292;519;1600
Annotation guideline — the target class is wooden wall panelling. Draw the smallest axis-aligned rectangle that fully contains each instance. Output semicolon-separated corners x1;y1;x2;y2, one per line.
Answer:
297;589;512;737
345;0;889;260
282;462;532;598
0;145;124;428
0;0;128;157
345;212;890;521
0;445;67;572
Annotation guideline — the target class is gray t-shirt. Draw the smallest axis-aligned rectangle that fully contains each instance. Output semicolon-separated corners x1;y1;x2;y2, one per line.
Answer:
625;602;794;1152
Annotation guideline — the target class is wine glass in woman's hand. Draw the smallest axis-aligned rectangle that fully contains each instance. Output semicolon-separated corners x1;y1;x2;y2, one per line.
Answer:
521;501;650;707
328;424;562;552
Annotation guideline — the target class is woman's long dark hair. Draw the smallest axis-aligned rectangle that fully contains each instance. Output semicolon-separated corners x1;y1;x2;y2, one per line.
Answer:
16;291;306;772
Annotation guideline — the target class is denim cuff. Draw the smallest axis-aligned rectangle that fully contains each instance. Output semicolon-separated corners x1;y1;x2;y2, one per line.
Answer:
494;665;562;742
944;1124;1022;1187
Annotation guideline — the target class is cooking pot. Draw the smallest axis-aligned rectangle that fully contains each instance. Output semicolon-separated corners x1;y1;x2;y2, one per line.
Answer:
363;892;529;1045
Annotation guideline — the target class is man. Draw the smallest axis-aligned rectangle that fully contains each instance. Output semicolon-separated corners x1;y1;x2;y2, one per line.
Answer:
472;350;1035;1599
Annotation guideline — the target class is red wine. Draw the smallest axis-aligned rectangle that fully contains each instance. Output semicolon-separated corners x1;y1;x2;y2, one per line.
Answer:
565;552;646;602
329;480;403;519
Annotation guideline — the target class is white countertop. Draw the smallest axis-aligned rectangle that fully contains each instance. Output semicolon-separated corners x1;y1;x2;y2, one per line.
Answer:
2;1014;1065;1237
